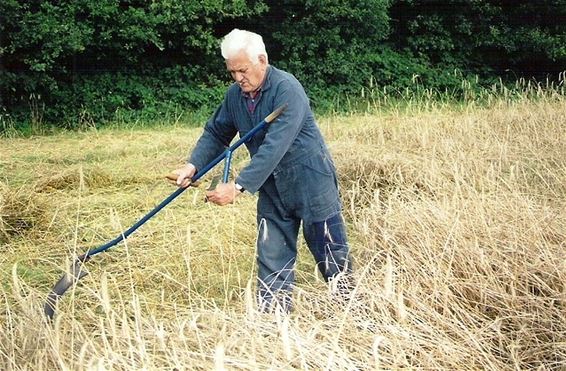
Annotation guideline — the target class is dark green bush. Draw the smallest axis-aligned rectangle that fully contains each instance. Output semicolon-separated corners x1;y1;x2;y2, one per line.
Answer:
1;0;564;132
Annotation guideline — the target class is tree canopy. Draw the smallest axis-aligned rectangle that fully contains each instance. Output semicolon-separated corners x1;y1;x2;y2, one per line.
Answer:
1;0;564;127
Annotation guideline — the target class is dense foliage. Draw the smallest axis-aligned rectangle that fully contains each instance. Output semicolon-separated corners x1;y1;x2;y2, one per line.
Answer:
1;0;565;129
389;0;566;78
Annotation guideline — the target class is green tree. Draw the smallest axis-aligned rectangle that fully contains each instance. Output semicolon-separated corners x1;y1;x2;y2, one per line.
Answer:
0;0;267;124
389;0;566;79
256;0;391;94
2;0;565;130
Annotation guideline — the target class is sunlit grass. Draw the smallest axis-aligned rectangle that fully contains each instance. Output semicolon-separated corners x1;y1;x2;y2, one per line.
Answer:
1;91;565;369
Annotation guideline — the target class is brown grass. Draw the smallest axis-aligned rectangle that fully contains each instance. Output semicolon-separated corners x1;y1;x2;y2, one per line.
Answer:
1;97;565;369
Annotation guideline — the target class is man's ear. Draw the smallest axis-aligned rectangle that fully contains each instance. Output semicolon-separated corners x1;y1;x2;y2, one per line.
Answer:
258;54;268;65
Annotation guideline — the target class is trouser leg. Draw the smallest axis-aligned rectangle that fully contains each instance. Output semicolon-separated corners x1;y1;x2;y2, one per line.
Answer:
303;213;353;291
256;214;300;313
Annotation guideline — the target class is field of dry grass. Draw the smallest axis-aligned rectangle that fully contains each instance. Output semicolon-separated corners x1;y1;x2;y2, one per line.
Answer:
1;96;565;369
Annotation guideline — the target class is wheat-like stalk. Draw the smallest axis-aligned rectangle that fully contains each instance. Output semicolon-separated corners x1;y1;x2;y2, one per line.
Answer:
0;95;564;369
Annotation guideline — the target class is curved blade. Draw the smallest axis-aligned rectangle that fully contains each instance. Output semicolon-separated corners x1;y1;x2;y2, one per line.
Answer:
44;255;90;320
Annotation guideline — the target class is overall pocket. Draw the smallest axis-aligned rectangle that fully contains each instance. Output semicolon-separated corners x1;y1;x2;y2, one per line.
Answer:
300;151;340;220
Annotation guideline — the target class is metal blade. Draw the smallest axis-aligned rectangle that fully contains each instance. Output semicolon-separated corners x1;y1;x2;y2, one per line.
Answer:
44;256;90;320
207;174;222;191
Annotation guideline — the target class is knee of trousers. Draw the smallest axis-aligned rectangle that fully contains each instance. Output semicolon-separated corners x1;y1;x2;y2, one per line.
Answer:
317;248;353;280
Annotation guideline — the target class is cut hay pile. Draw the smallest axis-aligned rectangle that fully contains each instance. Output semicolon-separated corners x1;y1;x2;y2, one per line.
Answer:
0;184;50;243
0;98;564;369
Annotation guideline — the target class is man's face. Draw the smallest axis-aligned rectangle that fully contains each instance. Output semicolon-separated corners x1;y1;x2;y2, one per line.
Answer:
225;50;267;93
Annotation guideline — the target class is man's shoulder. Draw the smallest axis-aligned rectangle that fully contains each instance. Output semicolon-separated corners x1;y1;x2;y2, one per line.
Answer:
266;66;304;94
226;82;241;94
268;66;298;84
224;83;242;101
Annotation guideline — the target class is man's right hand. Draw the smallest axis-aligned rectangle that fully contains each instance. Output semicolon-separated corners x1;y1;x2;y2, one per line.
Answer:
169;163;197;188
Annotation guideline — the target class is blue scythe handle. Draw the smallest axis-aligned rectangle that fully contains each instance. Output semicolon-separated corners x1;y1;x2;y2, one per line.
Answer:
44;103;288;320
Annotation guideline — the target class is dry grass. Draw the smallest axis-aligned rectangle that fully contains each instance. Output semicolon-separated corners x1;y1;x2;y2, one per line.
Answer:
1;96;565;369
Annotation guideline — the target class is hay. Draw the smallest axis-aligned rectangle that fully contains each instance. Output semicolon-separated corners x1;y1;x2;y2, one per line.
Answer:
0;98;565;369
34;166;116;192
0;183;50;243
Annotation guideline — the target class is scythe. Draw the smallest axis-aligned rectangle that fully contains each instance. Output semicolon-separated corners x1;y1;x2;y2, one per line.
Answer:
44;104;287;320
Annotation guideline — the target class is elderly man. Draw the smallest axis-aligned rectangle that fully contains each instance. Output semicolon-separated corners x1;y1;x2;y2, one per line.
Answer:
174;29;352;312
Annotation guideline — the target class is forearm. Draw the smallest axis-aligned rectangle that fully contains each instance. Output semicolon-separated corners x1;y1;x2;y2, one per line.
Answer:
188;102;237;171
188;128;229;171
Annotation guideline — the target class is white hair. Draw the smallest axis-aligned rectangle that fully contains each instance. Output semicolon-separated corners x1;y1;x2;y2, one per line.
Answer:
220;29;268;65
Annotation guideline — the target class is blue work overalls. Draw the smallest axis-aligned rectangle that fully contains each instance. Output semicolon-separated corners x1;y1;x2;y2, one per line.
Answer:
189;66;352;311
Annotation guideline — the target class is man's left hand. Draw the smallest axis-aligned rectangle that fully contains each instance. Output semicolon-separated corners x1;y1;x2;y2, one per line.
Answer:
205;182;241;206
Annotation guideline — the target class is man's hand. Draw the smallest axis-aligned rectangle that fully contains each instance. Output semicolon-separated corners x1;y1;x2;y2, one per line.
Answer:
205;182;241;206
168;163;197;188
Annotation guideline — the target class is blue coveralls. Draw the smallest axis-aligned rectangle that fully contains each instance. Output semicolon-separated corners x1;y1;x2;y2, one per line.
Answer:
189;66;352;311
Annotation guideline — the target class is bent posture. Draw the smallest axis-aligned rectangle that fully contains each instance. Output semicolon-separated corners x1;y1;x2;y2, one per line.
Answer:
174;29;352;311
